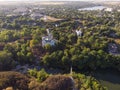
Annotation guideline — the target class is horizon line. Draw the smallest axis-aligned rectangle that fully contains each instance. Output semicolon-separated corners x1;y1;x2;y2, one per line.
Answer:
0;0;120;2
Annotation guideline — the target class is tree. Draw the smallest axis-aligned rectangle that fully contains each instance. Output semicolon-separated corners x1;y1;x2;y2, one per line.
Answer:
37;69;49;82
30;39;39;48
42;54;51;66
28;68;37;77
62;55;71;70
44;44;52;52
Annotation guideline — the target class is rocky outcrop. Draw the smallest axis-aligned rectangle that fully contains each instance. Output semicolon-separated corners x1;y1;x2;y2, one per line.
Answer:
30;75;75;90
0;71;30;90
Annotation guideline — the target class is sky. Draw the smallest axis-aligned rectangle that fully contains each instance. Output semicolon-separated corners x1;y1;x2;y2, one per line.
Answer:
0;0;119;3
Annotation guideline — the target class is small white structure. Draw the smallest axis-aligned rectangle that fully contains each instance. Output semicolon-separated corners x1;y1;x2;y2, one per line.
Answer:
55;24;58;27
76;30;82;37
46;29;50;34
42;36;55;46
118;9;120;12
44;15;47;21
42;29;55;47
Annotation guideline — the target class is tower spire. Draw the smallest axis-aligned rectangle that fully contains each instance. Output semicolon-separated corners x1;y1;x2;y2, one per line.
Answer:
70;66;73;75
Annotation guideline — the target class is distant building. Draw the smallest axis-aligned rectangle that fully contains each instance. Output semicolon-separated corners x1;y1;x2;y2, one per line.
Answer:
6;14;18;17
108;43;118;54
42;29;55;47
42;36;55;47
104;8;113;12
13;8;29;15
30;13;44;20
76;30;82;37
21;12;28;16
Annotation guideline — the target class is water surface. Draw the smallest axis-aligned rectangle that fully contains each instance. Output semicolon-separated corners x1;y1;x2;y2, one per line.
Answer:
94;69;120;90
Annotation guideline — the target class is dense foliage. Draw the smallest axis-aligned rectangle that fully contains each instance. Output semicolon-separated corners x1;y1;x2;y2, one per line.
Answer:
0;2;120;89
